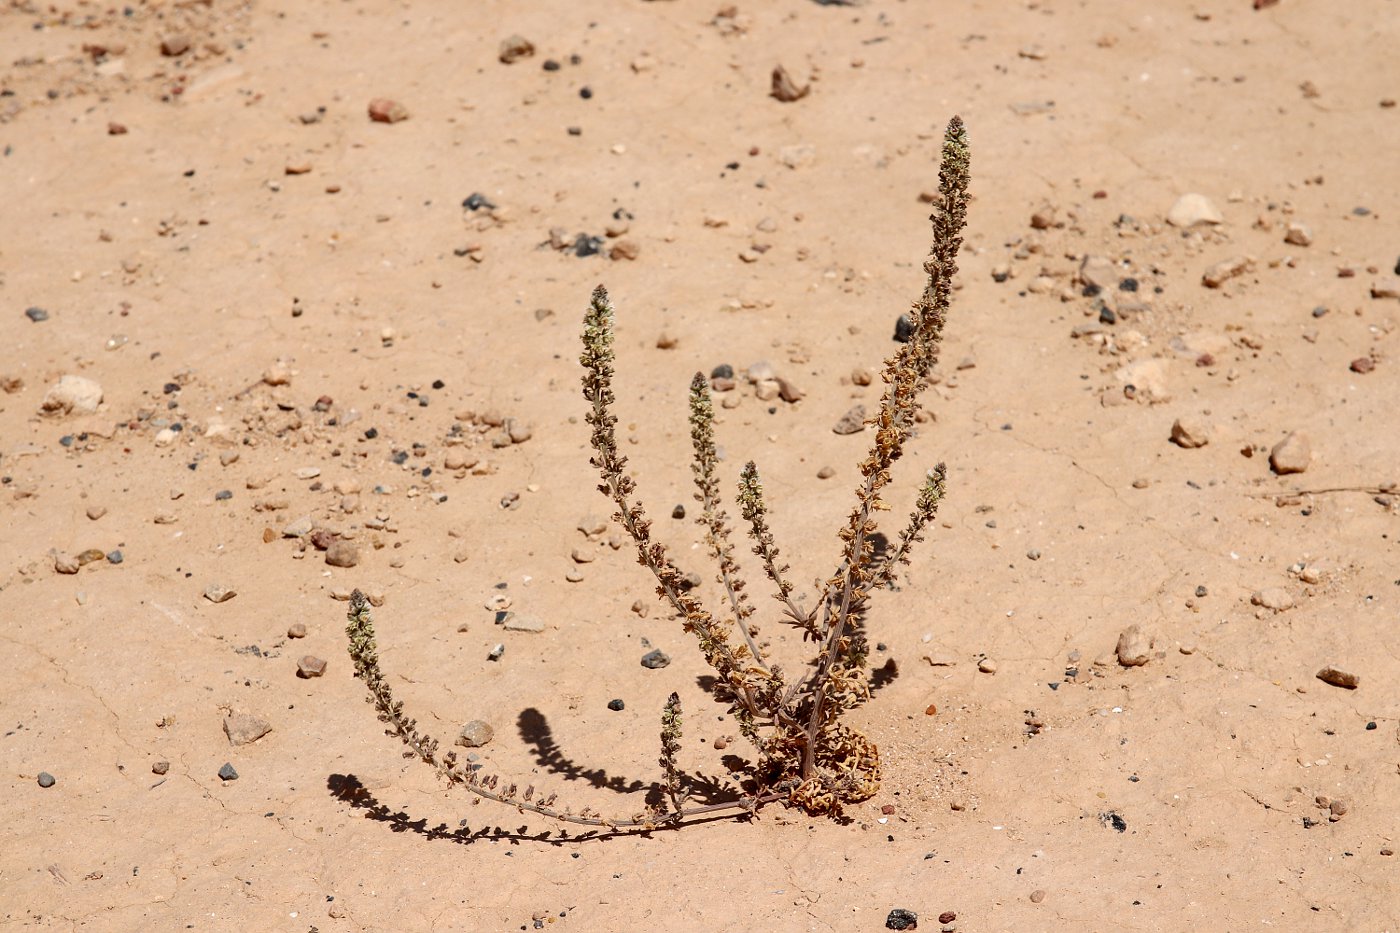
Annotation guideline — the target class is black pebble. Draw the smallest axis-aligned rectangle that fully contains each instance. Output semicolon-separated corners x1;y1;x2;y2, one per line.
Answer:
462;192;496;212
218;763;238;781
567;126;582;136
107;550;123;564
1312;306;1328;318
607;698;625;711
885;908;918;931
363;427;378;440
1367;721;1378;730
37;771;56;788
1118;277;1139;292
640;649;671;669
1105;811;1127;832
572;234;604;257
579;86;593;100
214;490;232;501
711;363;734;380
893;314;914;343
391;450;409;465
163;382;180;394
1195;585;1208;597
25;306;49;322
1099;306;1117;325
542;59;560;71
671;504;686;519
432;379;445;389
1082;283;1102;298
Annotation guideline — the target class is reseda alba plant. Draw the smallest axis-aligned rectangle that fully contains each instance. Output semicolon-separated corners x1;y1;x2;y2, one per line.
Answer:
346;115;970;829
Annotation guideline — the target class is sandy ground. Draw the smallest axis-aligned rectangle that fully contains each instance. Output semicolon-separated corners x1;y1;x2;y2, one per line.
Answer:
3;0;1399;929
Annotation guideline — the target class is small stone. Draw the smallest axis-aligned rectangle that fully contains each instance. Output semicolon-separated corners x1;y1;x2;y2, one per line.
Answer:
282;516;314;538
153;427;178;448
223;711;272;746
776;376;805;403
153;510;177;525
609;238;640;261
107;122;127;135
656;332;678;349
506;419;532;444
1116;625;1151;667
938;912;956;924
1202;256;1252;288
488;643;505;661
76;549;105;566
502;614;546;633
297;655;327;678
1026;548;1042;561
1283;223;1313;246
1170;417;1210;449
217;763;238;781
1350;357;1375;374
25;306;49;322
325;540;360;568
893;315;915;343
1079;255;1120;291
219;450;240;467
991;262;1012;283
1030;889;1047;904
498;34;535;64
1251;588;1294;612
641;649;672;669
53;552;79;574
1316;666;1359;689
571;547;596;564
41;375;104;416
1370;277;1400;300
770;64;810;102
977;657;998;674
851;366;874;386
106;550;123;565
456;720;495;747
1166;193;1223;228
1329;798;1349;818
160;34;191;57
261;365;291;386
204;584;236;604
817;466;835;479
37;772;55;788
671;504;686;519
885;908;918;931
607;698;625;711
1269;432;1311;475
287;622;307;638
152;761;169;775
367;98;409;123
833;405;867;435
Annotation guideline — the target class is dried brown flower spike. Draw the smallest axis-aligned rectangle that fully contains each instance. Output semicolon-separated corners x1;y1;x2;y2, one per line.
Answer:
345;115;971;828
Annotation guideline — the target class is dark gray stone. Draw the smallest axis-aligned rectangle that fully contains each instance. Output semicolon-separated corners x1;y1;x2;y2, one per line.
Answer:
37;771;55;788
218;763;238;781
641;649;671;669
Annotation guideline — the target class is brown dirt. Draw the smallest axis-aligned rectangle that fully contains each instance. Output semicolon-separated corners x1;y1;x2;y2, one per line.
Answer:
3;0;1399;930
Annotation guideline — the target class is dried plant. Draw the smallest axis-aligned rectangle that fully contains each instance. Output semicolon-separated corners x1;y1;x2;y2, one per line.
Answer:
345;115;971;829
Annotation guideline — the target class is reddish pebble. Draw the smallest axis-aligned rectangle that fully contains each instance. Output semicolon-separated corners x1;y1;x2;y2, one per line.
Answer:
1350;357;1374;374
107;122;128;135
297;655;327;678
939;911;957;924
367;98;409;123
881;804;896;815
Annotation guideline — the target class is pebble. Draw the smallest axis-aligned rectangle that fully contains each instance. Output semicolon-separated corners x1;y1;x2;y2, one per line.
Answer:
160;34;191;57
1269;431;1311;474
977;657;998;674
1316;666;1359;689
297;655;328;678
204;584;237;603
488;643;505;661
1116;625;1152;666
287;622;307;638
571;547;596;564
1202;256;1251;288
1079;255;1120;291
325;540;360;568
25;306;49;322
37;771;56;788
1170;417;1210;449
641;649;672;669
711;363;735;380
1370;277;1400;300
607;698;625;711
817;466;835;479
1026;549;1041;561
938;912;956;924
893;314;915;343
456;720;495;747
609;238;640;261
671;504;686;519
367;98;409;123
282;516;314;538
506;419;533;444
223;711;272;746
444;451;478;471
502;614;546;633
53;552;79;574
770;64;810;102
1166;193;1224;228
498;34;535;64
1283;222;1313;246
832;405;867;435
776;377;805;403
154;427;178;448
1030;889;1047;904
1251;588;1294;612
106;550;123;564
217;763;238;781
219;451;240;467
885;909;918;931
1350;357;1375;374
41;375;104;416
152;761;169;775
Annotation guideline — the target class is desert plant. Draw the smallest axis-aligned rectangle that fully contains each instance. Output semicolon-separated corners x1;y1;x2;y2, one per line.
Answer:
345;115;970;829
